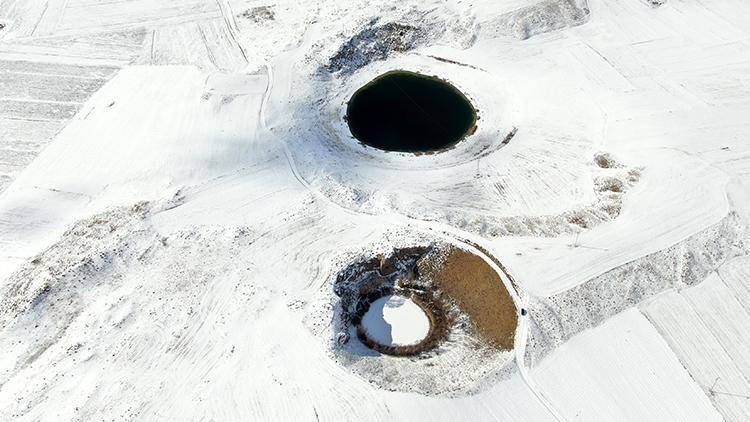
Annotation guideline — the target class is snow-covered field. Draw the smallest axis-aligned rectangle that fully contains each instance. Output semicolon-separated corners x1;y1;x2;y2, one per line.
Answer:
1;0;750;420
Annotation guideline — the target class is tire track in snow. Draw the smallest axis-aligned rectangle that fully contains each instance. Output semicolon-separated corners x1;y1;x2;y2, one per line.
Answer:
215;0;248;65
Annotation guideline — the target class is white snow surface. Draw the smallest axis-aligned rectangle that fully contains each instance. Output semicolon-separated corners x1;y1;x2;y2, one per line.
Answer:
534;308;723;421
361;295;430;346
0;0;750;420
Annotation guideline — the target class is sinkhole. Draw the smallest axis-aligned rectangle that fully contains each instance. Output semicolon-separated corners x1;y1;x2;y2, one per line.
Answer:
346;71;477;153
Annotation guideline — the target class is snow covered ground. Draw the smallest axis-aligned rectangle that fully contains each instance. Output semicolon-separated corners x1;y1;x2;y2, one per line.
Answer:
1;0;750;420
361;295;430;346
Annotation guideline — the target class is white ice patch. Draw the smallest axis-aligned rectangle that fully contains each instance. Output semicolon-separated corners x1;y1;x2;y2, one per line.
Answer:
362;295;430;346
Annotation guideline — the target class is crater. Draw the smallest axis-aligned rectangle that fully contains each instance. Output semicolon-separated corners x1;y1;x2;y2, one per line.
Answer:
346;71;477;153
322;242;520;394
334;244;516;357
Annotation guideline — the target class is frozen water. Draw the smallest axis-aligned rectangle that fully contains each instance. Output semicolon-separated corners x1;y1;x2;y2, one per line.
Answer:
361;295;430;346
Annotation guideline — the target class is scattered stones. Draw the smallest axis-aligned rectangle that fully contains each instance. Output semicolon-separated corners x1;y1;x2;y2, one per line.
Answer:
594;152;620;169
487;0;591;40
642;0;666;7
324;20;428;75
238;6;275;22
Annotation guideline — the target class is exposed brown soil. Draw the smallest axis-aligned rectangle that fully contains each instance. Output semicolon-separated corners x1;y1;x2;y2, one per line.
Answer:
334;243;517;356
419;247;517;350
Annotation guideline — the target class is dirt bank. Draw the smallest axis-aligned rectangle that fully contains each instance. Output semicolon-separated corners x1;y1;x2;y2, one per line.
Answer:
420;247;517;350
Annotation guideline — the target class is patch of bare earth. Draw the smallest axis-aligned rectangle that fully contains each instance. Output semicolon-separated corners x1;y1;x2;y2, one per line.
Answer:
420;247;517;350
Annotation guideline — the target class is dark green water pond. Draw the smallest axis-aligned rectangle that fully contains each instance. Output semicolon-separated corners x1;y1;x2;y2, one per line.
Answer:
345;71;477;153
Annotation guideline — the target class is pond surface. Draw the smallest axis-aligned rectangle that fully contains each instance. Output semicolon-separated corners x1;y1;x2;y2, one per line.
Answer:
346;71;477;153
